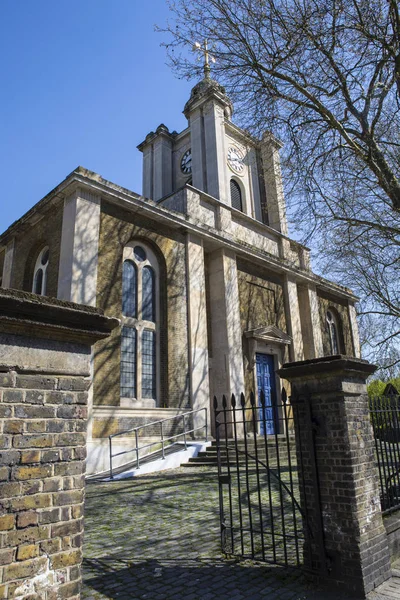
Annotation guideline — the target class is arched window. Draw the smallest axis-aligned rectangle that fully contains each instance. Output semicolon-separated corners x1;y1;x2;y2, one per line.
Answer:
32;246;49;296
120;243;159;405
326;309;341;355
230;179;243;212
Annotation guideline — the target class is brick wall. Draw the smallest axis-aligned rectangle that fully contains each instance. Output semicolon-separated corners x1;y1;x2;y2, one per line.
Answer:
279;356;391;596
0;289;117;600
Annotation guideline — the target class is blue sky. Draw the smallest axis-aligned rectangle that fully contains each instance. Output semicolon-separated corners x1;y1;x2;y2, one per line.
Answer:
0;0;193;232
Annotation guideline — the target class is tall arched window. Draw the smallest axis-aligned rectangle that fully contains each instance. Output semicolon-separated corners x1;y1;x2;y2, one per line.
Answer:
120;243;159;405
230;179;243;212
326;309;341;355
32;246;49;296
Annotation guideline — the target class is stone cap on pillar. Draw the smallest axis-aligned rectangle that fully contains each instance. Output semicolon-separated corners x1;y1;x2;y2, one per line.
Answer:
277;354;376;382
0;288;119;345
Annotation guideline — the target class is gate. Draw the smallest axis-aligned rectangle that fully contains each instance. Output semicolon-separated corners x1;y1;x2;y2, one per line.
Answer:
213;390;310;569
369;393;400;513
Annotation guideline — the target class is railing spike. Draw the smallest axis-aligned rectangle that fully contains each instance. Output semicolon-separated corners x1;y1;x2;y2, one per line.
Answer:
260;389;265;407
240;392;246;408
231;393;236;407
250;391;255;406
213;395;218;409
282;387;287;403
222;394;227;408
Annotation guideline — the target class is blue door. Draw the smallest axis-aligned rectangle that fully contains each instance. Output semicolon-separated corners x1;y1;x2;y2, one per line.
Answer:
256;353;278;435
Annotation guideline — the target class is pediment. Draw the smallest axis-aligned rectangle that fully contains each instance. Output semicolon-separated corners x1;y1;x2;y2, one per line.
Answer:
244;325;292;345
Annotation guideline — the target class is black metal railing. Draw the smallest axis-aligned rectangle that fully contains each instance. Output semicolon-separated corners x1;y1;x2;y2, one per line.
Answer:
109;408;208;479
369;394;400;514
213;390;307;568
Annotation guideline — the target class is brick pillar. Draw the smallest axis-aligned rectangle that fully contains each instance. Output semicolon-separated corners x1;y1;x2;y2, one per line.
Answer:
0;289;117;600
278;356;391;597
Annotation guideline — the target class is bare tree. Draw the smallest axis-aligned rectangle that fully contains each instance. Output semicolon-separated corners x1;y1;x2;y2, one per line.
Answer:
160;0;400;369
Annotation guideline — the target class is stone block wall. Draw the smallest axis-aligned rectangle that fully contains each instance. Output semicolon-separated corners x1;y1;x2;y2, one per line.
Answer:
8;198;64;298
0;289;117;599
94;202;189;409
317;291;353;356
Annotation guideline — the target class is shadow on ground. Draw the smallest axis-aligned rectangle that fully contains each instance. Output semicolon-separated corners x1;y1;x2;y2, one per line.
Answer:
82;468;357;600
83;554;311;600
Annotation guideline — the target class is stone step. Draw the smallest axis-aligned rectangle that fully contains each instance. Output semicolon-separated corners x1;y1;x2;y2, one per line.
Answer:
182;438;297;468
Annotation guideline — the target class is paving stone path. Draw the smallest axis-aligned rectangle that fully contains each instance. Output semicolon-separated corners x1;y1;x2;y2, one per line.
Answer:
82;466;400;600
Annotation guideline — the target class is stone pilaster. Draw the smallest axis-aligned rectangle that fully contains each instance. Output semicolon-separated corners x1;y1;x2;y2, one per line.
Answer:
278;356;391;597
260;133;288;235
297;284;323;359
186;235;210;434
283;275;304;361
57;188;101;307
208;249;245;409
0;289;117;600
2;239;15;289
202;100;227;202
189;108;206;192
348;303;361;358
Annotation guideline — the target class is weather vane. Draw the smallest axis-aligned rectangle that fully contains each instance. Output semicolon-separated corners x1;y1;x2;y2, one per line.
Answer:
193;39;216;79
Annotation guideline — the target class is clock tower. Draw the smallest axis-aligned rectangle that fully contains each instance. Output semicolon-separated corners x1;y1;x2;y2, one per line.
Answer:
138;73;288;236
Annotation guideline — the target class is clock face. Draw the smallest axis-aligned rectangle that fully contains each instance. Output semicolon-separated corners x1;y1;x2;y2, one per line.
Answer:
227;146;245;174
180;149;192;174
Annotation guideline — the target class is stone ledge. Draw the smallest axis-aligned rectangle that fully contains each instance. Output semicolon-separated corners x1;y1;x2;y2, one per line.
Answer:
0;289;119;344
277;355;376;380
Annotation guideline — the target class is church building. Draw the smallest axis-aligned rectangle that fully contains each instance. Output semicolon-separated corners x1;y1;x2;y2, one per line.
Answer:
0;71;360;474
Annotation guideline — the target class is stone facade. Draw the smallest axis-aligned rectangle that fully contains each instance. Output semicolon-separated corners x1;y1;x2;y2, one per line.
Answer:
0;75;361;474
278;356;391;596
6;198;64;298
0;289;117;599
317;291;354;356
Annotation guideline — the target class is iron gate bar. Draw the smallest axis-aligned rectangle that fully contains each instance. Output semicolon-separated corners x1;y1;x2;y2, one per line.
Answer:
391;403;400;503
222;395;235;554
250;391;266;561
386;399;400;506
214;391;310;569
369;395;400;513
268;389;288;565
231;394;245;556
214;402;226;552
282;389;300;566
220;446;306;519
371;397;390;511
260;390;277;563
240;393;255;558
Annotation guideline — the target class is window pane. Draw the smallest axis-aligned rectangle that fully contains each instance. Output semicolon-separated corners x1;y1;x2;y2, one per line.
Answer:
120;327;137;397
134;246;146;262
41;248;49;266
331;323;339;354
122;260;137;317
142;266;155;321
230;179;243;211
142;330;156;399
33;268;43;295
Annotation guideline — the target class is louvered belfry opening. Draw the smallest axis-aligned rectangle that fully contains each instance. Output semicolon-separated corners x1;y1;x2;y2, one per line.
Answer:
230;179;243;212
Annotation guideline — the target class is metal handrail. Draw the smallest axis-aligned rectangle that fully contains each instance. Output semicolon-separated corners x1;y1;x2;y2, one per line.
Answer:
109;407;208;479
